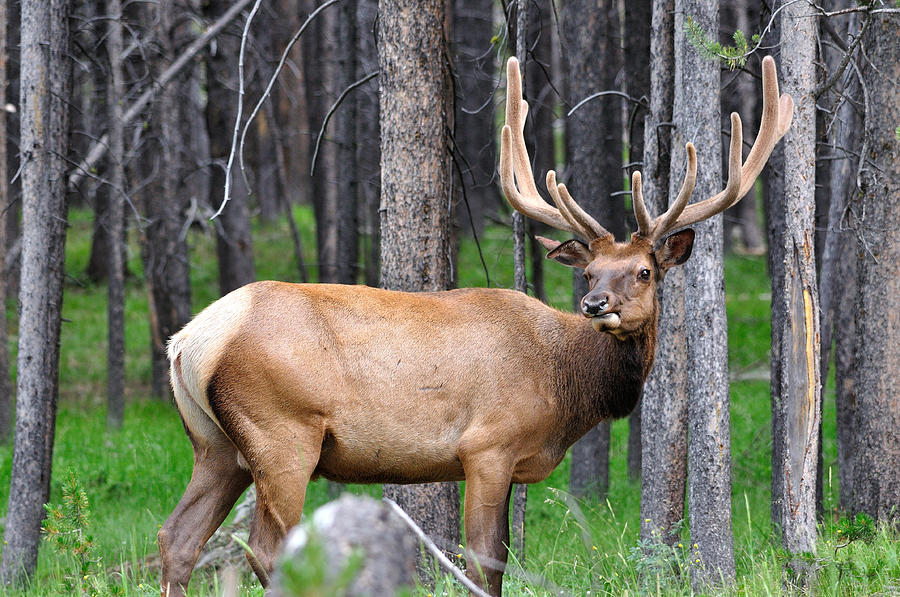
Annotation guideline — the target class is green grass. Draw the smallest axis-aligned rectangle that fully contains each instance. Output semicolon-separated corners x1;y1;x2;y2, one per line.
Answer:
0;207;896;596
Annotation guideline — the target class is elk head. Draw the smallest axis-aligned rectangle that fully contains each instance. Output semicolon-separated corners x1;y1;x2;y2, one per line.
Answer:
499;56;793;338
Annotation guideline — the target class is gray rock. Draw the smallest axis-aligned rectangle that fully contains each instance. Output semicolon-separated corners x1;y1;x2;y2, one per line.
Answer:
271;495;419;597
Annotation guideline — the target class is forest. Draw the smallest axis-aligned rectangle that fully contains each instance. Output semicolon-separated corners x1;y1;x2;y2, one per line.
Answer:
0;0;899;595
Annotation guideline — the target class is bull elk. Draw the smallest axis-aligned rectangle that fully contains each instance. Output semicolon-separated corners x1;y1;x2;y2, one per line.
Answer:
159;56;792;596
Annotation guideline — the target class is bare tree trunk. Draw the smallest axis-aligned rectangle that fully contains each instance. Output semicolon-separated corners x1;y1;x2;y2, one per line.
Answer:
624;0;651;483
378;0;461;571
817;13;861;512
335;0;359;284
0;0;70;583
452;0;498;237
850;11;900;523
205;0;256;296
673;0;735;588
357;0;380;286
771;2;820;586
143;0;192;397
0;0;12;443
640;0;687;548
105;0;127;430
563;0;622;501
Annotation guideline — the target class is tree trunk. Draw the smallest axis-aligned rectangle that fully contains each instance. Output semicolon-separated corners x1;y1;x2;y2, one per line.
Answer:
850;11;900;523
563;0;622;502
335;0;359;284
674;0;735;588
378;0;461;569
356;0;380;287
205;0;256;296
0;0;12;443
817;13;861;512
624;0;651;483
771;2;820;586
105;0;127;430
640;0;687;548
143;0;192;398
452;0;498;237
0;0;70;583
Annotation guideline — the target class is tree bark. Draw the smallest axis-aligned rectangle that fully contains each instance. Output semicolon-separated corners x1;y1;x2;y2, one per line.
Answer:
563;0;622;502
105;0;127;430
640;0;687;548
674;0;735;588
452;0;498;237
850;11;900;523
624;0;651;484
335;0;359;284
817;13;861;512
0;0;12;443
771;2;820;586
378;0;461;568
205;0;256;296
357;0;380;287
142;0;192;398
0;0;71;583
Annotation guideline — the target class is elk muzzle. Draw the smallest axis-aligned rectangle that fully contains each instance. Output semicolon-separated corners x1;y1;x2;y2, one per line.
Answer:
581;292;621;331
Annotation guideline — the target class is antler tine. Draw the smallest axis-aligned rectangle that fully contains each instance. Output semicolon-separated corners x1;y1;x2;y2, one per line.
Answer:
500;59;581;237
632;170;652;237
634;143;697;241
500;57;611;242
652;55;793;239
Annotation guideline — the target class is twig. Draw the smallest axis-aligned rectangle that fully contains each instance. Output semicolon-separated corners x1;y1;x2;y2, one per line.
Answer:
229;0;344;214
815;13;872;98
216;0;264;220
567;90;648;117
309;70;379;177
67;0;255;191
383;499;492;597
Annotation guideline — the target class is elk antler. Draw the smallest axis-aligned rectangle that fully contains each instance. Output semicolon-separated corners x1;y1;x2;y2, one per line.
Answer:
633;55;794;244
500;57;612;243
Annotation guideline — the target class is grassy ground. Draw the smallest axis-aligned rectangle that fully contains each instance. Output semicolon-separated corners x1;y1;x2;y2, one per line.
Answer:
0;207;897;596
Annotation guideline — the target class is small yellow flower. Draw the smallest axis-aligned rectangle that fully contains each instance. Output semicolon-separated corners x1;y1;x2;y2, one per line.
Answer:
678;543;683;548
645;518;651;523
695;559;701;563
456;553;463;559
694;543;699;549
592;545;598;551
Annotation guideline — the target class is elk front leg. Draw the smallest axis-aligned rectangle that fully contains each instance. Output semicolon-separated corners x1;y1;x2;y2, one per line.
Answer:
461;455;514;597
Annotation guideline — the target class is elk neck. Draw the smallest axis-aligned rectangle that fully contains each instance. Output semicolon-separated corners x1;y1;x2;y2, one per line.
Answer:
550;304;657;446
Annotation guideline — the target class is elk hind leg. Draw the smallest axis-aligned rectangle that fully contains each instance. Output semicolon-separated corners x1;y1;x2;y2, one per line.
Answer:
158;438;252;597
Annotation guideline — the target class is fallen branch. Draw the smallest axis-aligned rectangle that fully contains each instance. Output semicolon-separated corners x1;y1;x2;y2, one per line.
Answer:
383;498;492;597
67;0;255;191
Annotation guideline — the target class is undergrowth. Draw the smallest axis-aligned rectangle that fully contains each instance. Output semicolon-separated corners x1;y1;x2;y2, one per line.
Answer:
0;206;896;595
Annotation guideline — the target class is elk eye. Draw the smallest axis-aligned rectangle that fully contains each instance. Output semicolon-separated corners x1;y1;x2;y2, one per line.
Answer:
639;268;651;280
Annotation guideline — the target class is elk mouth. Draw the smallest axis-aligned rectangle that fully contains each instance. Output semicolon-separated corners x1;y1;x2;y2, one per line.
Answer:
591;312;621;331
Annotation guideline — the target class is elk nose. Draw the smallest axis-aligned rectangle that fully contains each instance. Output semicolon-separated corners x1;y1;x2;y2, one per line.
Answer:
582;294;609;316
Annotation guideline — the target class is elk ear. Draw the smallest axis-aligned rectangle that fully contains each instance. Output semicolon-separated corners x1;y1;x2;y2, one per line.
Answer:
539;236;594;269
657;229;695;273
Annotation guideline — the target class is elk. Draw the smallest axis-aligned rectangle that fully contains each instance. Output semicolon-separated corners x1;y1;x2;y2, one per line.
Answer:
158;56;792;597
